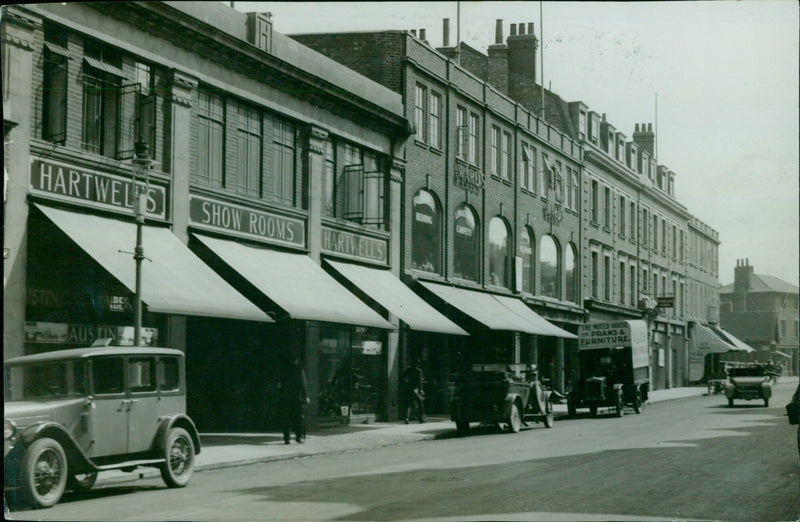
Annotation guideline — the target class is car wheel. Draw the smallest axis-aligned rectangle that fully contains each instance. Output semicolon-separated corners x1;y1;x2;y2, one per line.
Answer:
67;472;97;492
456;420;470;435
544;399;554;428
20;437;68;508
508;402;522;433
615;392;625;418
160;427;195;488
764;398;769;407
633;390;643;414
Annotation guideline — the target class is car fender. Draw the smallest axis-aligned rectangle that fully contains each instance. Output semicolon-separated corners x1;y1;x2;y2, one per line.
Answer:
17;422;98;474
761;382;772;398
724;383;736;398
153;414;201;456
503;393;523;418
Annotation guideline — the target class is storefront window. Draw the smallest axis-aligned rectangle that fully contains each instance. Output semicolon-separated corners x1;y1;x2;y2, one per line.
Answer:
565;242;577;303
520;227;534;293
453;204;479;282
540;234;560;299
411;190;441;273
488;217;511;288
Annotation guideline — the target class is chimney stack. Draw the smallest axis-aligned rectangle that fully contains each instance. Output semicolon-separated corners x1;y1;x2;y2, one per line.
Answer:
488;19;509;94
419;28;427;43
443;18;450;46
506;20;538;109
633;121;655;156
410;29;417;38
734;259;754;293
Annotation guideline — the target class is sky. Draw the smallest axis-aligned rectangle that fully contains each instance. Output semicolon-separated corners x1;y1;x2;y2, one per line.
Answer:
232;1;799;287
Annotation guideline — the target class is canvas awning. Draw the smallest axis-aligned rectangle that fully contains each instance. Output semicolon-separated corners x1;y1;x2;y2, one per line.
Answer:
325;260;467;335
419;282;575;337
194;234;393;329
691;322;736;354
709;325;756;353
36;204;271;322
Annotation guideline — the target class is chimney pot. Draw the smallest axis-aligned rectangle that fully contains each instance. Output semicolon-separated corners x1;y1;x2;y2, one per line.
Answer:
648;123;653;131
443;19;450;46
420;28;426;42
411;29;417;37
518;23;525;35
510;23;517;36
495;19;503;44
527;22;534;34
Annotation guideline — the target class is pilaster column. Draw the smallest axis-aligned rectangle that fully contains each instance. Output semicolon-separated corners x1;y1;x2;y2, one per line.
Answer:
2;7;40;360
306;125;328;263
384;157;405;420
555;337;565;393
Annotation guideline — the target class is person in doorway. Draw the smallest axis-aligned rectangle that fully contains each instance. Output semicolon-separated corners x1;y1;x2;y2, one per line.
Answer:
402;357;426;424
280;356;309;444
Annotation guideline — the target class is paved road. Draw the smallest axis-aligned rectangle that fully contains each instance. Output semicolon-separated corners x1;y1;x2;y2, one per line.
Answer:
8;383;799;521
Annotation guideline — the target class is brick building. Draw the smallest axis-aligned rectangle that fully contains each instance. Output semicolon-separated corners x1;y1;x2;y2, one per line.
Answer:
1;2;473;430
720;260;799;376
294;18;725;397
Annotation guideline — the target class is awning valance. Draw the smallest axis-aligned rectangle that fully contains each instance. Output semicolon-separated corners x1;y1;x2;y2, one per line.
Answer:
419;282;575;338
194;234;393;329
325;260;467;336
36;204;272;322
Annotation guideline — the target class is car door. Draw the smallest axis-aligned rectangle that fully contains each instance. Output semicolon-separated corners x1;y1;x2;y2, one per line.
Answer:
126;355;160;453
89;356;128;457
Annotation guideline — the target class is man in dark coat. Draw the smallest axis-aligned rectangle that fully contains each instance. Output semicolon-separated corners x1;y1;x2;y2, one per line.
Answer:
280;357;309;444
402;357;426;424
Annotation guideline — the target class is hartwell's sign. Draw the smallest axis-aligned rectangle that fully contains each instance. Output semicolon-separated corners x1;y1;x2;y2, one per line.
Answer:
30;158;166;219
321;226;388;265
189;195;306;248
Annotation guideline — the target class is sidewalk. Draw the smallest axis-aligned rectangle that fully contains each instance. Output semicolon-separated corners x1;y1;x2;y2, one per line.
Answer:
92;383;727;487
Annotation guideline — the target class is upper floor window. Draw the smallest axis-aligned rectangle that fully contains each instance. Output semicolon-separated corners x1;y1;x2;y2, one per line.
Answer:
630;202;636;239
269;113;295;205
453;203;479;282
82;40;124;158
591;180;599;223
642;208;649;245
501;132;511;181
603;186;611;229
42;24;69;144
429;92;441;148
521;144;537;192
661;218;667;255
619;195;626;236
565;243;578;303
540;235;560;299
414;84;427;142
591;251;599;298
630;264;637;305
488;217;511;288
235;101;262;197
456;106;467;160
323;138;336;216
340;144;384;226
566;167;578;211
520;227;535;293
578;111;587;139
652;214;659;251
195;89;225;187
603;254;611;301
468;113;479;164
672;225;677;258
491;126;501;177
411;189;442;274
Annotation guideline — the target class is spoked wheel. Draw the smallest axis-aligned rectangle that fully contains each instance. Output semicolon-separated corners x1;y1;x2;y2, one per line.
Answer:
160;427;195;488
615;392;625;418
543;399;554;428
508;403;522;433
67;472;98;491
21;437;68;508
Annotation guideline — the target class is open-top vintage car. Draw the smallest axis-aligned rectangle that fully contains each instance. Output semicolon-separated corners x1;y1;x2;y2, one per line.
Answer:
450;363;555;435
724;363;772;407
569;321;650;417
4;345;200;508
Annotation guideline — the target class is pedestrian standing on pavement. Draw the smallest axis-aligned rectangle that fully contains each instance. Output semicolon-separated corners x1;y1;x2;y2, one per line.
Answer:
402;357;426;424
280;355;309;444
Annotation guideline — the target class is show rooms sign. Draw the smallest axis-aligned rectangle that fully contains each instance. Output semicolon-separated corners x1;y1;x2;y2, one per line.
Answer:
30;157;166;219
189;195;306;248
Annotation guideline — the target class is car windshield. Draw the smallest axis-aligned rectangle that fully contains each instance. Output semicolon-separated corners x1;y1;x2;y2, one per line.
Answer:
6;361;87;400
728;367;766;377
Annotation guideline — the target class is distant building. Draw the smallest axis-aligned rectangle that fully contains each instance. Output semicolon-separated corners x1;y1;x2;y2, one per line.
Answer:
720;260;799;375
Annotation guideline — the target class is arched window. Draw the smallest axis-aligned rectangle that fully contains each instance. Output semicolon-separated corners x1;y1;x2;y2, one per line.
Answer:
565;242;578;303
411;189;441;273
520;227;535;294
488;217;511;288
453;204;479;282
540;235;560;299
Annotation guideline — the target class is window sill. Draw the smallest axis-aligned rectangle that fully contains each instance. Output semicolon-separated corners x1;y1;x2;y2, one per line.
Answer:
590;221;600;229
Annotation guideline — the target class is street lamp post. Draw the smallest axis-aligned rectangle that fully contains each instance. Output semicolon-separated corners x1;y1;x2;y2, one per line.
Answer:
132;140;151;347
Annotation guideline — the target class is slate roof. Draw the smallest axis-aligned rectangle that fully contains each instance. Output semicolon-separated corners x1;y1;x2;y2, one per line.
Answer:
719;274;799;294
719;311;777;344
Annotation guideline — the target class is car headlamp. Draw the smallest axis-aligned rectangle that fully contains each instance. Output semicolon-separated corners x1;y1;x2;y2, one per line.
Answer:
4;419;17;440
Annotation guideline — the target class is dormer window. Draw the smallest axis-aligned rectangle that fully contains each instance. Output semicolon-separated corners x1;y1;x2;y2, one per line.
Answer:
579;111;587;140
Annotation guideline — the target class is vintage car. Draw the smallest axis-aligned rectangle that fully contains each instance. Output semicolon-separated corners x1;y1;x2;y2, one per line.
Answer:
450;363;555;435
568;321;650;417
4;345;200;508
724;364;772;407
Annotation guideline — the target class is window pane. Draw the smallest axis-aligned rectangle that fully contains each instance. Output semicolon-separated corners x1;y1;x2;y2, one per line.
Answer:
565;244;577;303
92;357;125;395
540;235;559;299
411;190;441;273
520;229;534;293
488;217;510;288
129;357;156;393
158;357;181;392
454;205;479;281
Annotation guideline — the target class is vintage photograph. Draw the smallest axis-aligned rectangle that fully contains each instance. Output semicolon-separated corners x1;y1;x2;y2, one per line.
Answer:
3;1;798;520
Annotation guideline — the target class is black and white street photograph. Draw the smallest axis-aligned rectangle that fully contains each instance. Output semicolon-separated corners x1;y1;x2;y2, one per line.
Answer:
2;1;798;520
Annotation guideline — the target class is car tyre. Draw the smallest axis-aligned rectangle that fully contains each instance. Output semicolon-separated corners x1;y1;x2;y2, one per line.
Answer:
633;390;643;414
67;472;97;492
764;398;769;407
727;397;734;407
160;427;195;488
508;402;522;433
20;437;68;508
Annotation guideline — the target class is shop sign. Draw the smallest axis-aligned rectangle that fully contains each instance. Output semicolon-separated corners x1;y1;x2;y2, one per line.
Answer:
321;226;388;265
26;288;131;313
189;195;305;248
354;340;382;355
30;157;166;219
25;321;158;346
578;321;633;349
656;295;674;308
453;161;484;195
